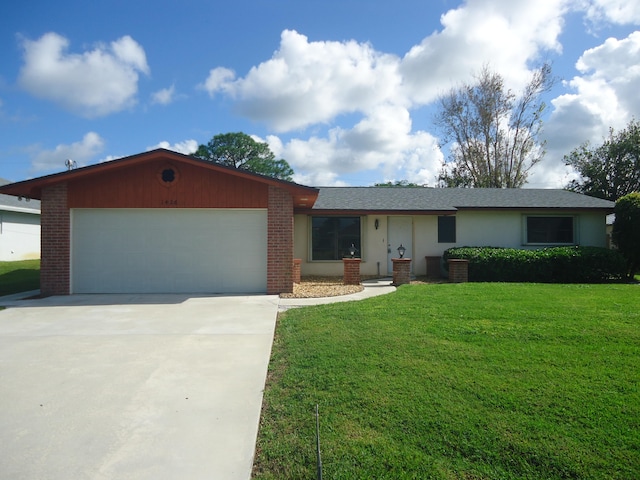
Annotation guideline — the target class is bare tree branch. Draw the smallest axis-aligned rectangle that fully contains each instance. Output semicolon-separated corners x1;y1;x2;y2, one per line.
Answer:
435;64;553;188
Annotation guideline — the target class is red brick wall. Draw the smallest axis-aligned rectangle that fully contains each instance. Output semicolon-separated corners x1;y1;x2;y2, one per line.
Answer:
293;258;302;284
448;259;469;283
343;258;361;285
267;186;294;294
392;258;412;286
40;183;70;295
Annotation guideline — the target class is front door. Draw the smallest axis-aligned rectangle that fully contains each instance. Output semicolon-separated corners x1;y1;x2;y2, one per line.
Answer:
387;216;413;274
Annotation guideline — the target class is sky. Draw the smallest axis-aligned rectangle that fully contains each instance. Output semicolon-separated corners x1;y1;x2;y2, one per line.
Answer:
1;0;639;188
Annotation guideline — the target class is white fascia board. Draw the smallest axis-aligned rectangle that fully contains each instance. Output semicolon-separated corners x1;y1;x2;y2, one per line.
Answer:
0;205;41;215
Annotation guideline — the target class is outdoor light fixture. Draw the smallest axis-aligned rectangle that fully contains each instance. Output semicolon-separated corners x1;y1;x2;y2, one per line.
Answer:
374;218;379;230
348;243;357;258
397;244;406;258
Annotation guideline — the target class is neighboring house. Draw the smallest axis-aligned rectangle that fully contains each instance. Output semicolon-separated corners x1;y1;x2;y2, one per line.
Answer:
606;213;615;249
0;149;614;295
0;178;40;261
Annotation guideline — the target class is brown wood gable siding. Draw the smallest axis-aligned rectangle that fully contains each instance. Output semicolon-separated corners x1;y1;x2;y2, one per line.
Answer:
67;160;268;208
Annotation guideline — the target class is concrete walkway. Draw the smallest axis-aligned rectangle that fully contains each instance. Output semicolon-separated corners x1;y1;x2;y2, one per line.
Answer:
0;280;394;480
278;278;396;310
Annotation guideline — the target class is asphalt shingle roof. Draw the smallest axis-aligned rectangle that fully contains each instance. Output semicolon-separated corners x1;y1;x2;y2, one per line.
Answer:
312;187;615;211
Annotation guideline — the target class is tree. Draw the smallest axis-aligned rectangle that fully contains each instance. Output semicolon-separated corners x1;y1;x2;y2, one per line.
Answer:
374;180;422;187
435;64;553;188
564;119;640;201
194;132;294;181
612;192;640;279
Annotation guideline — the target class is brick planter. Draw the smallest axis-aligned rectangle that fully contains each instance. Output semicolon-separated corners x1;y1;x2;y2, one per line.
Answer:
392;258;411;286
343;258;361;285
293;258;302;284
448;258;469;283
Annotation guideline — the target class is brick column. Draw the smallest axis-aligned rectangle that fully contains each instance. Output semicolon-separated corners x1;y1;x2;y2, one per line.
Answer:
267;186;294;294
448;259;469;283
40;183;70;296
392;258;411;286
343;258;361;285
293;258;302;284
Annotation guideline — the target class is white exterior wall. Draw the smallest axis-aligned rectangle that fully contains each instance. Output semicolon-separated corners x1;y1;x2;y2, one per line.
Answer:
577;211;609;247
452;210;607;249
293;214;388;276
413;215;439;276
0;210;40;261
454;211;523;248
294;210;609;277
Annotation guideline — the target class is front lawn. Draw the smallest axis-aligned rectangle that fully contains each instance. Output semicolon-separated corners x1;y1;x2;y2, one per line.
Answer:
253;283;640;479
0;259;40;296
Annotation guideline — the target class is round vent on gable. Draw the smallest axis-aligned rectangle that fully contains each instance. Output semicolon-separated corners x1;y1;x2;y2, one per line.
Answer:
157;164;180;187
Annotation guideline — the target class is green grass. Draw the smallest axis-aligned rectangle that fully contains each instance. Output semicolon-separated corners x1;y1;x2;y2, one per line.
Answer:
0;259;40;296
253;283;640;479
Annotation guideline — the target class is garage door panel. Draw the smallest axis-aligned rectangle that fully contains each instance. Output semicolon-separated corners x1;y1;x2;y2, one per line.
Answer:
72;209;267;294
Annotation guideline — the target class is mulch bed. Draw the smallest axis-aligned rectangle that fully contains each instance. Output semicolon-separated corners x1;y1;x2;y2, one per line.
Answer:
280;275;439;298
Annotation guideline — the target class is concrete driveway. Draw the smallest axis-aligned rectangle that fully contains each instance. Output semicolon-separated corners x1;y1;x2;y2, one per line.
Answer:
0;294;279;480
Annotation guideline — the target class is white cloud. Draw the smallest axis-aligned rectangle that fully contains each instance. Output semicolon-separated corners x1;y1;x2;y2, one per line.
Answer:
198;0;639;188
110;35;149;72
269;105;442;186
201;30;403;132
542;30;640;177
147;139;198;155
581;0;640;25
400;0;568;104
530;29;640;188
18;32;149;117
198;2;571;186
200;67;236;95
151;84;176;105
30;132;104;172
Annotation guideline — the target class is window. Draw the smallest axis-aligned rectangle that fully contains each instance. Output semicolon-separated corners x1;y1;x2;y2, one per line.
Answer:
438;216;456;243
526;216;575;244
311;216;361;260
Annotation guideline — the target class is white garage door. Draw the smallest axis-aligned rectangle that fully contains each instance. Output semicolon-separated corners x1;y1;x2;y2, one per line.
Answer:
72;209;267;294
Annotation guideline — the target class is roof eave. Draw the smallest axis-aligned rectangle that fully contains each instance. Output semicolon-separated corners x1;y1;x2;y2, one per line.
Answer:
454;206;616;212
296;205;614;215
295;208;458;215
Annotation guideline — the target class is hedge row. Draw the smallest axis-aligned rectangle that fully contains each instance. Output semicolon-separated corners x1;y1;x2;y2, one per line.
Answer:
443;246;627;283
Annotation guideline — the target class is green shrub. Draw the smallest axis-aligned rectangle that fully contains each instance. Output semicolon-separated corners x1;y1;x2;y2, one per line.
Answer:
612;192;640;279
443;246;626;283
